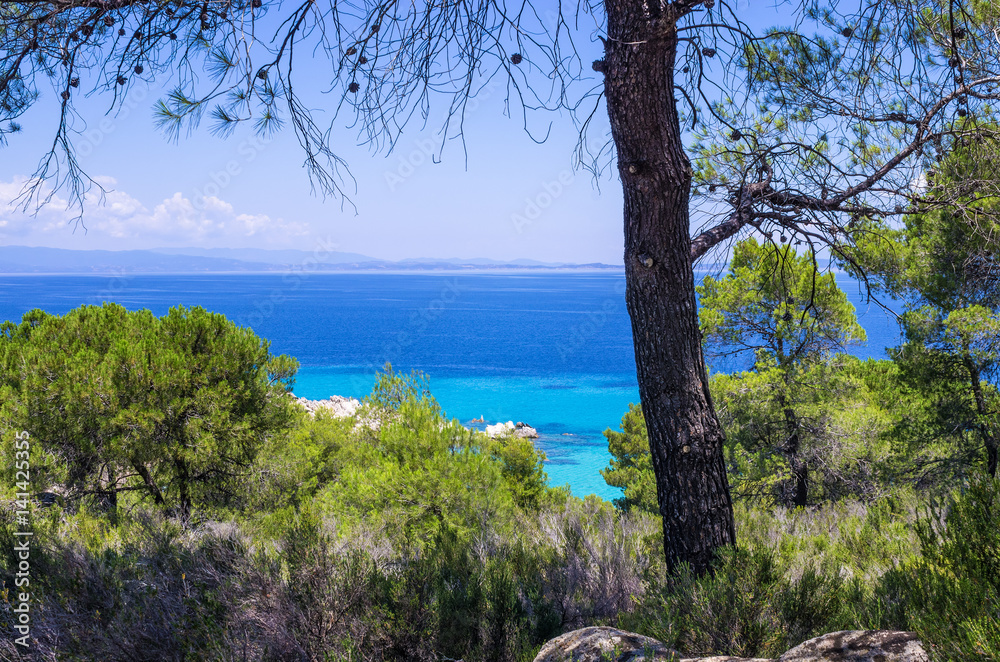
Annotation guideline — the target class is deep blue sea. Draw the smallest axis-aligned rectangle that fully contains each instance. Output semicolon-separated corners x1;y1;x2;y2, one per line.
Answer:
0;271;904;500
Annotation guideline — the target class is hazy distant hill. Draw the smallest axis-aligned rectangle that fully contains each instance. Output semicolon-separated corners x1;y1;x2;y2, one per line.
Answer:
0;246;621;274
0;247;275;274
149;247;377;265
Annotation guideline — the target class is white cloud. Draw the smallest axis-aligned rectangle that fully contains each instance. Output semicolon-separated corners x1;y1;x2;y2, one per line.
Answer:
0;175;310;247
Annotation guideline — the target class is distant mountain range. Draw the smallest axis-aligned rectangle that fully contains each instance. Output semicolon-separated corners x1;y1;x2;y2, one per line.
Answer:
0;246;621;274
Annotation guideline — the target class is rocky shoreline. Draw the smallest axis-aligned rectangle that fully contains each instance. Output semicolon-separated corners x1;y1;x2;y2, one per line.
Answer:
485;420;539;439
291;394;539;439
292;394;361;418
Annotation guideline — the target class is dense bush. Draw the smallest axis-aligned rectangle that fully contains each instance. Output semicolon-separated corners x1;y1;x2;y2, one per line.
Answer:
7;451;997;660
0;497;658;660
621;480;1000;661
888;475;1000;660
1;366;659;661
3;305;999;660
0;304;297;519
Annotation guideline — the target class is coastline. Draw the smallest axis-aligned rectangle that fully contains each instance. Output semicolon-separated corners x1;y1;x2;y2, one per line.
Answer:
291;393;540;439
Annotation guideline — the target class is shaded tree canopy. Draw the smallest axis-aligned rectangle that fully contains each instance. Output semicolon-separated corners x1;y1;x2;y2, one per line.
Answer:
0;303;298;517
698;238;865;370
7;0;1000;573
878;137;1000;476
698;238;866;505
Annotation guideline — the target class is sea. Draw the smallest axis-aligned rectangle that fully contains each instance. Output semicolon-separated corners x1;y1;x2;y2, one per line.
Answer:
0;271;904;501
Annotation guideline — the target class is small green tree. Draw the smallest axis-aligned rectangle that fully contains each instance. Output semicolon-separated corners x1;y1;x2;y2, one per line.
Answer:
0;303;297;517
319;370;550;543
893;306;1000;477
697;239;866;505
601;404;657;514
880;137;1000;477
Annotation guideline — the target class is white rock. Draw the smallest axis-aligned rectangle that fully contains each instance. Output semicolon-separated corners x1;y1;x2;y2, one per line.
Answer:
533;626;679;662
776;630;928;662
486;420;515;436
322;395;361;417
291;394;361;418
485;420;539;439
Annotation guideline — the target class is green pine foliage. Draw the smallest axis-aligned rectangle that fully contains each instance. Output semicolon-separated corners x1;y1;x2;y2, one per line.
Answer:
853;134;1000;478
601;403;657;514
0;303;297;518
698;239;868;506
697;238;866;369
2;302;999;659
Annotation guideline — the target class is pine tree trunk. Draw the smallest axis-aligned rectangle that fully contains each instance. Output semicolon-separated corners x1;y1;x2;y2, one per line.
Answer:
988;440;998;478
778;387;808;507
782;405;809;507
133;460;166;506
602;1;736;574
965;357;999;477
174;454;192;519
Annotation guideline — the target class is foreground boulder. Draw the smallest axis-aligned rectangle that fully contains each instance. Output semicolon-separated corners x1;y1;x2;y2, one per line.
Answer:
533;629;927;662
777;631;928;662
533;626;680;661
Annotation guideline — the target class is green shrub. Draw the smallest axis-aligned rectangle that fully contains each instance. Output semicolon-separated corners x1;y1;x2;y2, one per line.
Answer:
305;369;562;546
319;395;516;544
250;408;359;514
488;433;550;511
601;404;658;514
889;476;1000;660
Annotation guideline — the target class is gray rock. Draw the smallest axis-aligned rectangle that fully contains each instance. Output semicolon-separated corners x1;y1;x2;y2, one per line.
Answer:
533;629;928;662
777;631;928;662
34;491;64;508
486;420;539;438
532;626;680;662
292;394;361;418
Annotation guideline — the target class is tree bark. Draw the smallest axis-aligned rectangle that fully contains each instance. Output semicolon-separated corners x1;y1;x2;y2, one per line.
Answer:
602;0;736;574
964;356;999;477
132;459;166;506
174;454;192;519
781;403;809;507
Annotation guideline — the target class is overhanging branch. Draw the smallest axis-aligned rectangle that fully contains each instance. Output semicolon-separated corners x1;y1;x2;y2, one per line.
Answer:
691;165;773;262
690;207;750;262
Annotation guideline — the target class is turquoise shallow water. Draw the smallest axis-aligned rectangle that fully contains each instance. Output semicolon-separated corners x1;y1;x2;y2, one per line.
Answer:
0;271;902;502
294;369;639;500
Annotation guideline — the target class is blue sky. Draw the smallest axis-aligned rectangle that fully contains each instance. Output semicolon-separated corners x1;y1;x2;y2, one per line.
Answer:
0;9;630;264
0;1;799;264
